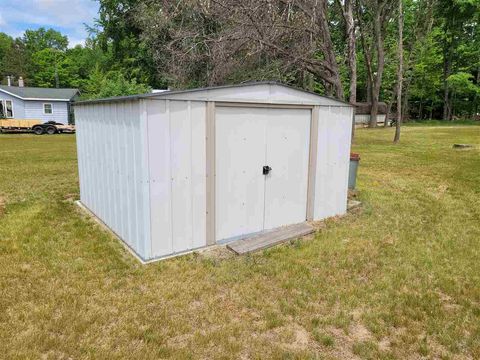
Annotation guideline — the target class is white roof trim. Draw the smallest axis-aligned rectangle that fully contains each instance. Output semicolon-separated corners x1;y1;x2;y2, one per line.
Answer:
0;88;71;101
22;97;71;101
75;81;352;107
0;88;23;100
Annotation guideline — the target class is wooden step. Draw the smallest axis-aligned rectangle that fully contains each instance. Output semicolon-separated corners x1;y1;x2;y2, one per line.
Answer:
226;222;315;255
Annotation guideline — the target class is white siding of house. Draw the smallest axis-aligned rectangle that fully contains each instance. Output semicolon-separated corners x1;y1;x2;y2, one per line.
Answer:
24;100;69;124
314;106;353;220
0;91;25;118
75;101;151;260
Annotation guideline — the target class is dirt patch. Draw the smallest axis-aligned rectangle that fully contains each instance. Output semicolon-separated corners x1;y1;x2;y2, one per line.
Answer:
378;337;391;352
261;323;312;352
199;245;234;261
433;184;449;199
0;195;5;216
62;193;78;203
290;324;311;349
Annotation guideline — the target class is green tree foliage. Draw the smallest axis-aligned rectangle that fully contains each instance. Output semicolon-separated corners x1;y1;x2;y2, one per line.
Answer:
82;68;151;99
23;28;68;53
0;33;13;76
0;0;479;119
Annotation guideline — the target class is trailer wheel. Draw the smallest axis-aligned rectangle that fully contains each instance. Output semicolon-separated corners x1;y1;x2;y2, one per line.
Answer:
46;126;56;135
33;126;44;135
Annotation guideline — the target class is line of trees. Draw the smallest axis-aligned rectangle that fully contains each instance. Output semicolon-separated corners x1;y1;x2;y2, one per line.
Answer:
1;0;479;133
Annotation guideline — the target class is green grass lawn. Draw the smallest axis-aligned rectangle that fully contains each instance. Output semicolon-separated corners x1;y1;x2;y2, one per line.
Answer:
0;127;479;359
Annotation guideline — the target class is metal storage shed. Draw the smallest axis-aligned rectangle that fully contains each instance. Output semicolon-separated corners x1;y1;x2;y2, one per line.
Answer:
74;82;353;262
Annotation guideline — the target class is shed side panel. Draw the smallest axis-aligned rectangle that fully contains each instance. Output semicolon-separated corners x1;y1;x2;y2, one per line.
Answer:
170;101;194;252
147;100;173;257
190;102;207;249
314;106;353;220
148;99;207;258
75;100;151;260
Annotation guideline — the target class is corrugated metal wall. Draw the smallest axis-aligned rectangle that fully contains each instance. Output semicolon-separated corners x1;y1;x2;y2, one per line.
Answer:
147;100;207;258
75;90;352;262
314;106;353;220
75;101;151;260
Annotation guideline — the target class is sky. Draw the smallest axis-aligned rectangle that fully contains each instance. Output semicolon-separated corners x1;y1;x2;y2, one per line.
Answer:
0;0;100;47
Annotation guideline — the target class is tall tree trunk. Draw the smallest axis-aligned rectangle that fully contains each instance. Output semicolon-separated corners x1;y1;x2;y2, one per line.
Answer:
402;93;409;122
317;0;345;99
357;4;373;105
369;4;386;128
442;19;454;121
337;0;357;138
385;86;397;127
344;0;357;105
346;0;357;140
394;0;403;143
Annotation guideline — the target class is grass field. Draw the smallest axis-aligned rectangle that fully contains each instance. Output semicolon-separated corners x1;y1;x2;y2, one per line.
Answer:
0;126;479;359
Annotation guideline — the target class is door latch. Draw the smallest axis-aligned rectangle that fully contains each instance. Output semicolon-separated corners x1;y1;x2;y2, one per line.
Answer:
263;165;272;175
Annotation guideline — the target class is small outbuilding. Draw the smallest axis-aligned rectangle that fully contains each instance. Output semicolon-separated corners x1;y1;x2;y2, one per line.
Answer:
74;82;353;262
0;82;79;124
354;102;388;127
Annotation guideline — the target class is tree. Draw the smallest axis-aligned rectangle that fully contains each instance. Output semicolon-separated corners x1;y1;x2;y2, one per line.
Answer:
357;0;397;127
23;28;68;53
82;69;151;99
95;0;165;88
135;0;346;98
337;0;357;104
384;0;437;125
1;38;28;83
336;0;358;140
394;0;403;143
436;0;480;120
30;48;65;88
0;33;13;77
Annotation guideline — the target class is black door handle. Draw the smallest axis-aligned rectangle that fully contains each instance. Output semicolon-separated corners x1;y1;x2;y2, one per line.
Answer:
263;165;272;175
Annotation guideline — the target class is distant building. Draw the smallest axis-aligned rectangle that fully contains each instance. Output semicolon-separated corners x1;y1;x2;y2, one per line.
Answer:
354;102;388;127
0;78;79;124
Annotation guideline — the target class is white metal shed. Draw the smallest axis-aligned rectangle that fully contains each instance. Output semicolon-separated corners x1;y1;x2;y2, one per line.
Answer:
74;82;353;262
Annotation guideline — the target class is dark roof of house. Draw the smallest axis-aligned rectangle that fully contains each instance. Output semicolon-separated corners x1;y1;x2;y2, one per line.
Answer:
0;85;79;101
355;102;388;115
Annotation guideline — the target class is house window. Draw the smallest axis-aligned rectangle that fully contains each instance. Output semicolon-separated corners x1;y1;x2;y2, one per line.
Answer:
43;103;53;115
0;101;5;118
5;100;13;118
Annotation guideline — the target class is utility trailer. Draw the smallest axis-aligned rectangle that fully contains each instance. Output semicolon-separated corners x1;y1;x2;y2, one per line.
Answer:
0;120;75;135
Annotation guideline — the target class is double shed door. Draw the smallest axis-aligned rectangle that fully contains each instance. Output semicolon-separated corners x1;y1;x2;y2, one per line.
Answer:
215;106;311;242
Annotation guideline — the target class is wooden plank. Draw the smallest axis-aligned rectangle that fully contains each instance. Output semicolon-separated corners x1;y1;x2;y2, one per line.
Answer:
0;119;42;128
226;222;315;255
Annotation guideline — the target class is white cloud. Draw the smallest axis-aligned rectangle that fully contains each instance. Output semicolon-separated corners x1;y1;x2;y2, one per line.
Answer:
0;0;99;47
0;13;5;27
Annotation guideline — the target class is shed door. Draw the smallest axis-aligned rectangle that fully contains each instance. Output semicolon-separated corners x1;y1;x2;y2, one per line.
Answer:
215;106;311;242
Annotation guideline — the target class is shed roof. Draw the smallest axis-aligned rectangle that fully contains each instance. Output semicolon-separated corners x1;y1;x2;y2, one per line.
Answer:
75;81;352;107
0;85;79;101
